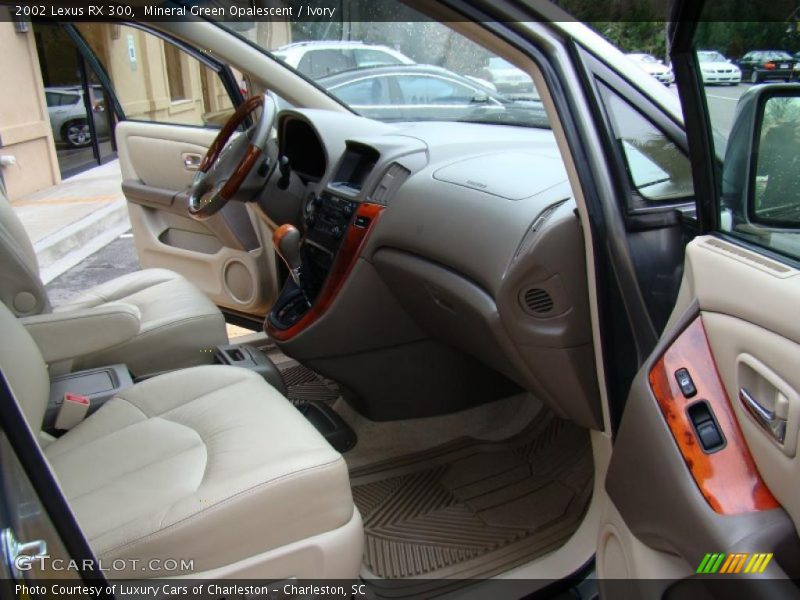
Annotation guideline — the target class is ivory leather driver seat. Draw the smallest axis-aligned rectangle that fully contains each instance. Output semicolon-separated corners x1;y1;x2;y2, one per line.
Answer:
0;194;226;375
0;302;363;578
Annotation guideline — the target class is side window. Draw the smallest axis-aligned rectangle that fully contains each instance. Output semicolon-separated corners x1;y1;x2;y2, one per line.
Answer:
76;24;235;128
396;76;475;104
690;15;800;263
721;95;800;261
597;82;694;203
332;78;391;105
45;91;80;107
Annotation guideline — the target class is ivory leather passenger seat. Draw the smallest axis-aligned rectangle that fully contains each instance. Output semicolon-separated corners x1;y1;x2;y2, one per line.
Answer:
0;302;363;578
0;194;227;376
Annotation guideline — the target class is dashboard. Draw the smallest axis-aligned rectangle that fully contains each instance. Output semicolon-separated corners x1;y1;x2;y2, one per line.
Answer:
259;109;601;430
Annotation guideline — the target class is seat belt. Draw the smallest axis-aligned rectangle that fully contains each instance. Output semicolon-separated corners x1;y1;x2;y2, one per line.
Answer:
54;393;90;431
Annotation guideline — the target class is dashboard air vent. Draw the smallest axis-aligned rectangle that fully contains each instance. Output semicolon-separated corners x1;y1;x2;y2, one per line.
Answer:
370;163;410;205
522;288;554;315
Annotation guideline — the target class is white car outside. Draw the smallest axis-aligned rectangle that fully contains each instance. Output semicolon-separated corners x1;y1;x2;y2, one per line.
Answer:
626;53;675;86
272;40;496;91
45;86;109;148
697;50;741;85
271;41;415;79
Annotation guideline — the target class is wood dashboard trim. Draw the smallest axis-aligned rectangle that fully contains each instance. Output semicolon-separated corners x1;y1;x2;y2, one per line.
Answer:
649;316;779;515
266;202;384;342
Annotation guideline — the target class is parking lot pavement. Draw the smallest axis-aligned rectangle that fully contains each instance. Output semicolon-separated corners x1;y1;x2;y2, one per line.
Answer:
702;84;746;138
12;160;126;244
11;159;131;283
45;233;139;306
669;82;748;139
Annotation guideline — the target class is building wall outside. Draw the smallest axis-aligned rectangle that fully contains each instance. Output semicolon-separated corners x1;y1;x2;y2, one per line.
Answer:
0;20;293;200
0;19;61;200
78;24;232;126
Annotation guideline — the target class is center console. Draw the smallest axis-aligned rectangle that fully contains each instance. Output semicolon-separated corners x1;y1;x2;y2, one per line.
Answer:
214;343;287;396
43;345;356;453
266;143;383;341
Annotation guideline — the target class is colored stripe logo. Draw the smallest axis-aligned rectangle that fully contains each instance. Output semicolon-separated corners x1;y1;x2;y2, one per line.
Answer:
696;552;773;574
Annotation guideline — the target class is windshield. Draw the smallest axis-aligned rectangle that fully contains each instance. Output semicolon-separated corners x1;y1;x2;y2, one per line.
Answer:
636;54;659;63
697;51;726;63
488;57;514;69
215;19;549;129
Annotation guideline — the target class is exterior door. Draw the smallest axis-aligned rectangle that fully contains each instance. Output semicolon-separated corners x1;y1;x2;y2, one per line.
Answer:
74;23;281;320
34;23;116;179
600;5;800;598
0;375;108;598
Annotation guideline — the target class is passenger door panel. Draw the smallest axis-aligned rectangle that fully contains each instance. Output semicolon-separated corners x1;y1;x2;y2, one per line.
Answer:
604;236;800;594
117;121;278;316
685;238;800;531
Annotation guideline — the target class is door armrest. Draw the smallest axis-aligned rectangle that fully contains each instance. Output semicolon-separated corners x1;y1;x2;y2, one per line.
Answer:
21;303;141;363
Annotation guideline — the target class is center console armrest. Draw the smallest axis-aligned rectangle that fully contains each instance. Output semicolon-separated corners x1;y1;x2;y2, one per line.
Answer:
21;302;141;364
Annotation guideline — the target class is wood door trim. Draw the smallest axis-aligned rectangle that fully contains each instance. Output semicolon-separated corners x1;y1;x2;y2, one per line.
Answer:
649;316;779;515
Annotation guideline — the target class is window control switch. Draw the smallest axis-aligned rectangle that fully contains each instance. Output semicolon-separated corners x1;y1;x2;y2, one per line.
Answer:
696;421;723;451
687;401;726;453
675;368;697;398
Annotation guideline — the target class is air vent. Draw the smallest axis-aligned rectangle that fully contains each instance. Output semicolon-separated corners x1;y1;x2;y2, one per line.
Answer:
522;288;554;315
369;163;410;205
702;237;793;277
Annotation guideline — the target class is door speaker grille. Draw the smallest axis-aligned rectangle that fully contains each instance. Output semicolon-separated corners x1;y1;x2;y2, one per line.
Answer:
522;288;554;315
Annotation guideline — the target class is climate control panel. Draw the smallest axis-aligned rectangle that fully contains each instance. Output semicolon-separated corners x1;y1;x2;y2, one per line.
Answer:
306;193;358;246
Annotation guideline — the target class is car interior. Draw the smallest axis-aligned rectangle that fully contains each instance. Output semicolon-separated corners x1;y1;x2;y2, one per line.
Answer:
0;17;604;591
1;3;800;597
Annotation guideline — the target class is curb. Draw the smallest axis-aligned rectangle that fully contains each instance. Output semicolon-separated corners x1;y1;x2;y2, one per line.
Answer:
36;199;131;284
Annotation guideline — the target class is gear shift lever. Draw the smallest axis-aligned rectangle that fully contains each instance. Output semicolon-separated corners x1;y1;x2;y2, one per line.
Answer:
273;224;310;306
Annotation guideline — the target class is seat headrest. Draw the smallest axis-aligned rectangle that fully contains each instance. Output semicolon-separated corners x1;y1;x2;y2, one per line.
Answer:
0;192;50;316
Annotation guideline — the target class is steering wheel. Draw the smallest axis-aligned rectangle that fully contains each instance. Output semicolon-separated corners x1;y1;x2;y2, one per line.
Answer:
188;93;277;220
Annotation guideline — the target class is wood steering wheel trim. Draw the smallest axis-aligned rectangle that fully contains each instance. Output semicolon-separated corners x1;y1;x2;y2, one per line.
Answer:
198;95;264;201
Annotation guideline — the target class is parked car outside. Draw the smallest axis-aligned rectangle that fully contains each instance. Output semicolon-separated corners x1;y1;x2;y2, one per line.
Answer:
273;39;497;91
318;64;547;126
737;50;795;83
45;85;109;148
626;52;675;85
271;41;414;79
792;51;800;79
696;50;742;85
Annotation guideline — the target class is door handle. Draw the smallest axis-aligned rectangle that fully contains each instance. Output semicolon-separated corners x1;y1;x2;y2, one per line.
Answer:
2;528;48;578
739;387;787;444
182;153;202;171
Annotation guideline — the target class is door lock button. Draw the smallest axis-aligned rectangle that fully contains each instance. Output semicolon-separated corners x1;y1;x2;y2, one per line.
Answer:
675;368;697;398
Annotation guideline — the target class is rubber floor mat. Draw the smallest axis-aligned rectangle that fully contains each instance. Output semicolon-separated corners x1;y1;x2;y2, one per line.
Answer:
277;359;341;405
349;408;593;584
